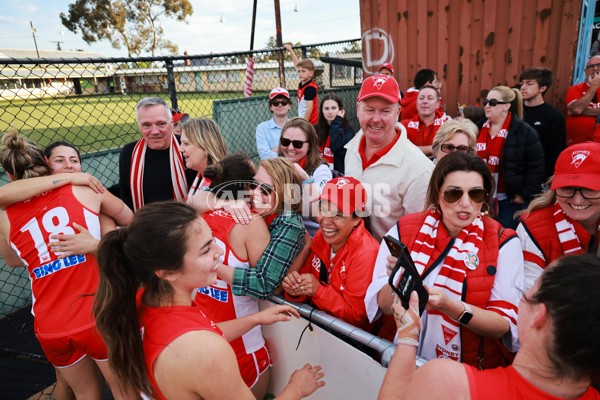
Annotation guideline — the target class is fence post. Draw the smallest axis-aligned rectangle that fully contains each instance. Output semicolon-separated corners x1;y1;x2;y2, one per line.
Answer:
165;58;178;110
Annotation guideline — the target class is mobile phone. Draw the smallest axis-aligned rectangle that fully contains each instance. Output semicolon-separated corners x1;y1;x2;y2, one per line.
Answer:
384;235;429;315
384;234;402;258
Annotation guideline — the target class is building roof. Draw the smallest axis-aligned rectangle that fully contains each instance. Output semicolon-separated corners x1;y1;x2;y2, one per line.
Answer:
0;48;104;59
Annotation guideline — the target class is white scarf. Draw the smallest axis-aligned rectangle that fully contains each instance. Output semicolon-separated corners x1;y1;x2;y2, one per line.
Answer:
409;210;484;362
130;134;188;211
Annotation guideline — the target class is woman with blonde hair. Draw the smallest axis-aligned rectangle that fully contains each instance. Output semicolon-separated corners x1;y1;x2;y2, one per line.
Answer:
431;119;478;162
476;85;544;228
180;117;228;198
190;157;307;300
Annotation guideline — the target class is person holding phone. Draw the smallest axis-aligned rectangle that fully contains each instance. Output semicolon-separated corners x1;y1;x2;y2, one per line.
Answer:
365;152;524;369
378;255;600;400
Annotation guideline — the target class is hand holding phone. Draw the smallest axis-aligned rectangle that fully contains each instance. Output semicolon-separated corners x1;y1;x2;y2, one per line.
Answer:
384;235;429;315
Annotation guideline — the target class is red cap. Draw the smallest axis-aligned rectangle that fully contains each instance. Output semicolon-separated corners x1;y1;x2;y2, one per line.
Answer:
551;142;600;191
357;75;400;103
269;87;290;100
379;62;395;74
319;177;367;215
172;112;189;123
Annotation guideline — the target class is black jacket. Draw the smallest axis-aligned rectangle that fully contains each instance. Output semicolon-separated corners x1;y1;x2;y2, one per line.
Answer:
325;116;355;174
477;114;545;201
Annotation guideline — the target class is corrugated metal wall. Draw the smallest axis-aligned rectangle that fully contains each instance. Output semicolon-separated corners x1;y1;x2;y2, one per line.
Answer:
359;0;582;116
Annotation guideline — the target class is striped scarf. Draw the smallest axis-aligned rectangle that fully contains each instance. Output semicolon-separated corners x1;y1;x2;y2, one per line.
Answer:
410;209;484;362
553;202;583;255
130;134;188;211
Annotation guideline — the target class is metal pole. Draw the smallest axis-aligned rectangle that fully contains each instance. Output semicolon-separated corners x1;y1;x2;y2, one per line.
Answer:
30;21;40;58
250;0;258;51
274;0;286;87
165;58;178;110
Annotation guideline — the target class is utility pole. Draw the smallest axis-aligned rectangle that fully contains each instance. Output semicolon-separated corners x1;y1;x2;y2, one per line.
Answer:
274;0;286;87
30;21;40;58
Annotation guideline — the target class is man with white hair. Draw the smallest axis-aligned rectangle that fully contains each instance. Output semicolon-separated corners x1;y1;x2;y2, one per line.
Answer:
118;97;196;211
344;75;433;242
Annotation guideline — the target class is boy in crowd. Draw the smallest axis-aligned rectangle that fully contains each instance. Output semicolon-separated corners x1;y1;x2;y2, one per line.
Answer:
285;44;319;124
255;87;292;159
520;67;566;180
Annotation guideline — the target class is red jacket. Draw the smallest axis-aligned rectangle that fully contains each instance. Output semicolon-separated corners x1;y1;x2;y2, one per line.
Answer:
285;220;378;331
519;205;591;269
377;211;516;369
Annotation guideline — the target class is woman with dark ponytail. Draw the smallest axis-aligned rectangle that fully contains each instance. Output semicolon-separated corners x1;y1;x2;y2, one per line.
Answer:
94;201;325;399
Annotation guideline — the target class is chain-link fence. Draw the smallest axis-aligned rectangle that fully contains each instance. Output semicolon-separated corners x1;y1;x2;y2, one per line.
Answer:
0;38;362;399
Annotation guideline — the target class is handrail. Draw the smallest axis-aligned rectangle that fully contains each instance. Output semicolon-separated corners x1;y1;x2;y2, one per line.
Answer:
268;295;427;368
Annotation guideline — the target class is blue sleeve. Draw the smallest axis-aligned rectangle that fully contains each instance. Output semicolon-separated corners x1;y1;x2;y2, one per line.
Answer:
256;121;278;159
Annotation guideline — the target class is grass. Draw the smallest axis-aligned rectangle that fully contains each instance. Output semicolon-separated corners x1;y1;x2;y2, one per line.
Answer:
0;92;244;153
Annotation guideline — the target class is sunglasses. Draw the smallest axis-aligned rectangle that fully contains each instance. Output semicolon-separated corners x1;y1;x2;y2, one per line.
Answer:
442;187;488;203
280;137;308;149
483;98;509;107
440;143;474;154
249;180;274;196
586;63;600;70
556;187;600;200
270;100;290;107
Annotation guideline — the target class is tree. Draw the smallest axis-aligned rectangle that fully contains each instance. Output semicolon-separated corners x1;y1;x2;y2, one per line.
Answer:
60;0;193;57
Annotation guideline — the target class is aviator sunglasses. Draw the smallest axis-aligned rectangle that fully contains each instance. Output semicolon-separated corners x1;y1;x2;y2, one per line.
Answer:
442;187;488;203
280;137;309;149
483;98;509;107
440;143;474;154
248;180;274;196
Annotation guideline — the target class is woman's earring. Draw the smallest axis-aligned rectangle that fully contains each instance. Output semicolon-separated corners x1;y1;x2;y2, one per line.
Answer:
480;202;490;216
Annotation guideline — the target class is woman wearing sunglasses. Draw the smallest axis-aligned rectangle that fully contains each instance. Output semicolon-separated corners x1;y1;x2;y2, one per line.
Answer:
180;118;228;199
314;94;355;174
431;119;478;163
191;157;307;301
516;142;600;291
281;177;379;331
365;152;523;369
279;117;333;236
476;86;545;229
193;153;292;398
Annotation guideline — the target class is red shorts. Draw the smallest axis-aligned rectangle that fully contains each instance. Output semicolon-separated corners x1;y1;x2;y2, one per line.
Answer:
236;345;271;388
37;327;108;367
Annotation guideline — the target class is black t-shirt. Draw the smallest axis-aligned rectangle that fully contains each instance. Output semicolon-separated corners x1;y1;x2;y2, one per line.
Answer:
523;103;566;180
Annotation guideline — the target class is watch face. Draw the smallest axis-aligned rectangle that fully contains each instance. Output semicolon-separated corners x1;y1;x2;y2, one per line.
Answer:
460;312;473;325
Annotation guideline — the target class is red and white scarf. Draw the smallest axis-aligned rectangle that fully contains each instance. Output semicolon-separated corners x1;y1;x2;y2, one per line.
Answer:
476;113;511;209
186;174;212;201
476;113;511;174
410;209;484;362
553;202;583;255
130;134;188;211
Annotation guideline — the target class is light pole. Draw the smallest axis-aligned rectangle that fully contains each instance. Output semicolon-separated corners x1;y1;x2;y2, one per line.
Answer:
30;21;40;58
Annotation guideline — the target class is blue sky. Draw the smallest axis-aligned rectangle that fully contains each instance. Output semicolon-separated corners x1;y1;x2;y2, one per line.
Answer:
0;0;361;57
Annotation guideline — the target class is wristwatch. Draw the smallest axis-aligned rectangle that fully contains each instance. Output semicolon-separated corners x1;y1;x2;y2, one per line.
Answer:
457;302;473;325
